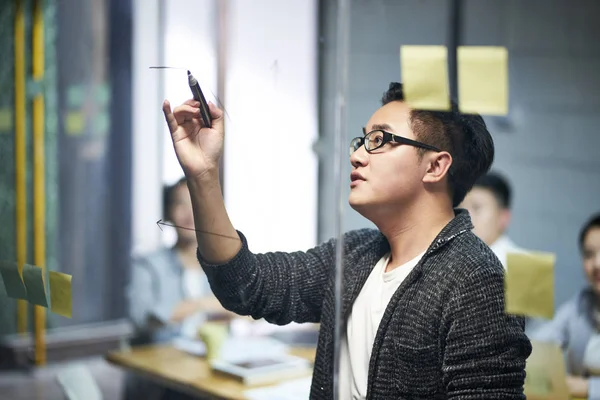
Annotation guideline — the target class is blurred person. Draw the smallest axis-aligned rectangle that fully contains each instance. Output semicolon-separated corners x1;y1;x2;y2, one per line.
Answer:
127;177;228;344
123;177;228;400
460;171;522;267
162;82;531;399
461;172;548;336
532;212;600;399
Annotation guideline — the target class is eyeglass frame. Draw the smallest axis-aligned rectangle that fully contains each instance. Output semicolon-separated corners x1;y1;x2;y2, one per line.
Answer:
349;128;442;156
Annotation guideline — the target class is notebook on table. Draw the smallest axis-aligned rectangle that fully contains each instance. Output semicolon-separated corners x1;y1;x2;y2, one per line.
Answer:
210;354;312;386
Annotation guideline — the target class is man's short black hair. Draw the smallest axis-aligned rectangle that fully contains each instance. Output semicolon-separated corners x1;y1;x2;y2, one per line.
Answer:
579;212;600;251
162;177;187;221
473;172;512;209
381;82;494;207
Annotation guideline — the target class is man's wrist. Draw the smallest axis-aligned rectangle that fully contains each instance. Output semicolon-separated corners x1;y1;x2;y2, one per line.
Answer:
187;167;220;186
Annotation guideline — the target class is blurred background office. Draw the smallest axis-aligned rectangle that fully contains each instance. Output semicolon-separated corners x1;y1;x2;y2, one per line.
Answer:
0;0;599;398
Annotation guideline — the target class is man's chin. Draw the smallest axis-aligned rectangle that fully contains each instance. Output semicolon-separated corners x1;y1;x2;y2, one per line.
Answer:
348;196;370;214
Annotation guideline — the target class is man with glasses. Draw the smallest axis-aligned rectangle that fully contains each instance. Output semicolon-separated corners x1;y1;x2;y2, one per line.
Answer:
162;82;531;399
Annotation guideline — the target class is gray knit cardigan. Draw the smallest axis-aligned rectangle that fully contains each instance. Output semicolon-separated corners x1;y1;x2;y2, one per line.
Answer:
199;209;532;399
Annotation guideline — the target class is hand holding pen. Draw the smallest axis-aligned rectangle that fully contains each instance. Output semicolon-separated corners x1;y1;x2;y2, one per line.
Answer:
162;94;224;180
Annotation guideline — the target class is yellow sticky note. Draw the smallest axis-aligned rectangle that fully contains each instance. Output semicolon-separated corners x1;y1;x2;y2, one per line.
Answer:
0;108;13;132
49;271;73;318
505;251;554;319
525;340;569;400
65;111;85;135
400;45;450;111
457;46;508;115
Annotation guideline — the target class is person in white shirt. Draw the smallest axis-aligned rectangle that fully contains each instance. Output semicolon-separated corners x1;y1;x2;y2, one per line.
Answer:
460;171;521;267
461;171;547;336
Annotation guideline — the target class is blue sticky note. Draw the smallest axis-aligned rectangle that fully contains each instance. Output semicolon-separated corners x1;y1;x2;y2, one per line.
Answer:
0;261;28;300
22;263;51;308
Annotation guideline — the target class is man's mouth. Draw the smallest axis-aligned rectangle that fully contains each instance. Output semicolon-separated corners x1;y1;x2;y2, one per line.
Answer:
350;172;365;182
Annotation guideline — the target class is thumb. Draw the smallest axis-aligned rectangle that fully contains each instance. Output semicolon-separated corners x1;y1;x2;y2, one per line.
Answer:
208;102;225;132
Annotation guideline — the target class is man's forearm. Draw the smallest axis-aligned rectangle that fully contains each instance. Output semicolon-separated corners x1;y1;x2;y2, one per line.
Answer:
187;169;242;264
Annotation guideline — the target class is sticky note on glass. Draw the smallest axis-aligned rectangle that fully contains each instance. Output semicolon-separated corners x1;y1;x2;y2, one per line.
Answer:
22;263;51;307
49;271;73;318
65;111;85;136
0;261;28;300
0;108;13;132
400;45;450;111
505;251;554;319
525;340;569;400
457;46;508;115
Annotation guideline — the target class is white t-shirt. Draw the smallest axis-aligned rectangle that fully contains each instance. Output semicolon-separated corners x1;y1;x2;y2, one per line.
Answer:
339;251;424;399
490;235;523;269
583;332;600;375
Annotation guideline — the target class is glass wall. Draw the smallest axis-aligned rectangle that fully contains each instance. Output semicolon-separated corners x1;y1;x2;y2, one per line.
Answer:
321;0;600;308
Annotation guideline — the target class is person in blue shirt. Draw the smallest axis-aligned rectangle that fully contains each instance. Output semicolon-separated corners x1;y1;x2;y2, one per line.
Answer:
533;212;600;400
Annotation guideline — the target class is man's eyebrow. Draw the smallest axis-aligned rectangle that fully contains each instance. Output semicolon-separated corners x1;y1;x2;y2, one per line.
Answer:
369;123;393;132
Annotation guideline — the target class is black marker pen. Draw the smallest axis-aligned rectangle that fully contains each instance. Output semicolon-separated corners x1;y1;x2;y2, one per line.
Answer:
187;70;212;128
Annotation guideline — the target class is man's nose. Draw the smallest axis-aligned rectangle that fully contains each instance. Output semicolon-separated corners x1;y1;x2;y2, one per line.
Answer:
350;145;368;168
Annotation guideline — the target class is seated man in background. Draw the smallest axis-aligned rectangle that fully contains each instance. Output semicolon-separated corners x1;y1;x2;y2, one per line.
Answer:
460;171;522;267
532;212;600;400
461;171;545;335
124;177;229;400
127;177;229;345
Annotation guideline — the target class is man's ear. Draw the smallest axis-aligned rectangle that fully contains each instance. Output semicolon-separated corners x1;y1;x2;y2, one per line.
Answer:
422;151;452;183
499;208;512;232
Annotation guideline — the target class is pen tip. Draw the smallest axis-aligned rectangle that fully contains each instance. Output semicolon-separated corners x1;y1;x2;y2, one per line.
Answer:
187;70;192;75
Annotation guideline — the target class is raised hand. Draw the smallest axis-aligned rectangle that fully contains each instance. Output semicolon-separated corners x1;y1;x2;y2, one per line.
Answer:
162;99;225;180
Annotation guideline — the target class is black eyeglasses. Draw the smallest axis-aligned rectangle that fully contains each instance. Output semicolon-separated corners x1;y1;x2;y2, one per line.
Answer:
349;129;441;156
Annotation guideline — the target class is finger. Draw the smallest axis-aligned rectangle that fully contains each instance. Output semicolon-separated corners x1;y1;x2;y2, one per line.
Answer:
173;104;201;124
207;101;224;120
207;101;225;132
162;100;179;134
183;99;201;107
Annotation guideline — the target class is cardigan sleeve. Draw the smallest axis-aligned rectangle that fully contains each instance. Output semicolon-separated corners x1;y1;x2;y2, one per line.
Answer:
442;266;532;399
198;229;372;325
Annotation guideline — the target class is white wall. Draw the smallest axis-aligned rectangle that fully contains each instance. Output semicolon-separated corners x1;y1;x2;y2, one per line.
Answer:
160;0;219;247
224;0;319;253
132;0;319;254
161;0;218;186
131;0;163;254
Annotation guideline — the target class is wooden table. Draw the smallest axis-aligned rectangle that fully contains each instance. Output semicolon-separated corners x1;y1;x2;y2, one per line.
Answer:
106;344;316;400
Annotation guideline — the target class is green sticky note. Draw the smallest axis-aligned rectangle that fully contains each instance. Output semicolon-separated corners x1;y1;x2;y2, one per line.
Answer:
49;271;73;318
94;83;111;106
67;85;85;108
22;264;51;308
0;261;28;300
92;111;110;137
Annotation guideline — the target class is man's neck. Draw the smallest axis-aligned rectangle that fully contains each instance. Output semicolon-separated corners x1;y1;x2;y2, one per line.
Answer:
488;233;505;248
376;201;454;271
